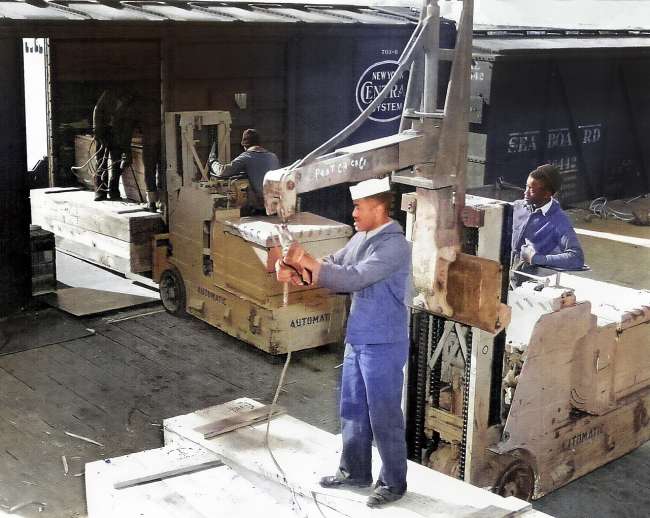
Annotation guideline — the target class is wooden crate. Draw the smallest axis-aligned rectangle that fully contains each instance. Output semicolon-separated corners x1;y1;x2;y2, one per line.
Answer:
31;187;164;275
183;277;347;355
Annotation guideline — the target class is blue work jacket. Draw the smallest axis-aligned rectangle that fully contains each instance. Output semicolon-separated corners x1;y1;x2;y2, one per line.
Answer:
511;198;585;270
318;220;411;344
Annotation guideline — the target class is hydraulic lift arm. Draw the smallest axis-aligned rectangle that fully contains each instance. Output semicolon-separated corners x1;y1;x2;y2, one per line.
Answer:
264;0;509;334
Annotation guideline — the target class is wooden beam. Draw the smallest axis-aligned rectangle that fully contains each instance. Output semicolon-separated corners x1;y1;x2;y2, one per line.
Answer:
114;459;223;490
194;405;285;440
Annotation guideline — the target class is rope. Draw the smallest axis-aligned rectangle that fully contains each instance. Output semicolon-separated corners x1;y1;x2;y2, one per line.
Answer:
589;196;635;222
70;142;103;171
264;350;305;515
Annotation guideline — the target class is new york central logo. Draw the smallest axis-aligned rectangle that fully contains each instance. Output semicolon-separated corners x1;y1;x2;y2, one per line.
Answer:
355;60;409;123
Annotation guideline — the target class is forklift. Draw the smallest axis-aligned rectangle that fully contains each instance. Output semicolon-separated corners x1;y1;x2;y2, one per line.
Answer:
153;110;352;355
261;0;650;500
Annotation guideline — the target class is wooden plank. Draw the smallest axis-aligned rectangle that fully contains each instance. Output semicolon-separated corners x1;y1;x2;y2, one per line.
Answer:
464;504;523;518
164;398;549;518
0;348;114;442
32;206;161;244
41;217;151;259
31;188;163;232
86;445;295;518
0;306;93;356
55;235;151;274
118;314;287;391
114;458;224;490
31;187;84;195
0;412;75;516
428;407;464;428
465;329;503;486
194;405;285;439
39;288;158;317
56;237;132;274
112;446;222;490
32;190;163;255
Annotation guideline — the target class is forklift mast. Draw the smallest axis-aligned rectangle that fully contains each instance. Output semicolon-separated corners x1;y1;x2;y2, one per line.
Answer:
263;0;508;334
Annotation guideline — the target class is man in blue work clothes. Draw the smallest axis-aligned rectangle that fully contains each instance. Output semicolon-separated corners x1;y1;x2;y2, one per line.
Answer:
209;128;279;215
512;164;585;273
277;177;411;508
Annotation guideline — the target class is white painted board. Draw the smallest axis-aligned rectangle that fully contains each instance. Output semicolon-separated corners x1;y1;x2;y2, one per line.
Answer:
163;398;552;518
85;443;295;518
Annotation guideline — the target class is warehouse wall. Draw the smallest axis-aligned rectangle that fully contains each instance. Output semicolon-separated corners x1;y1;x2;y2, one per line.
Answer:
47;24;413;224
167;34;287;162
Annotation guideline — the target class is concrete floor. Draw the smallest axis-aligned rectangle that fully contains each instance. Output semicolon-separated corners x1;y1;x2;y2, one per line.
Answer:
1;257;649;517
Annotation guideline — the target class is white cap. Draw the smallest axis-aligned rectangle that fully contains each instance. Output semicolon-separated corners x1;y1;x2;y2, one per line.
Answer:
349;177;391;201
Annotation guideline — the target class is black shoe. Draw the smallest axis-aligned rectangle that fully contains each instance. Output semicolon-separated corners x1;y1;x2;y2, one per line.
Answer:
366;484;406;508
319;475;372;489
108;191;122;201
94;191;107;201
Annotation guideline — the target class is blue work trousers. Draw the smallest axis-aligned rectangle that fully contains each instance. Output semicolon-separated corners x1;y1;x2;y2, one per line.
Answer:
338;341;409;492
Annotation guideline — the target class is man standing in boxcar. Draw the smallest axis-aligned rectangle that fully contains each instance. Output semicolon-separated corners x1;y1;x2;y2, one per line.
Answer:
209;128;279;216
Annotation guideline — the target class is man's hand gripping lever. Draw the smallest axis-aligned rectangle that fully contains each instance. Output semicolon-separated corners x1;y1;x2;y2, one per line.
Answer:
275;224;312;309
275;224;316;294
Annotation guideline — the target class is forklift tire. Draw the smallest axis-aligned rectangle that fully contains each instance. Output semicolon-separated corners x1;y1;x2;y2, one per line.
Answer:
160;268;187;316
494;458;535;501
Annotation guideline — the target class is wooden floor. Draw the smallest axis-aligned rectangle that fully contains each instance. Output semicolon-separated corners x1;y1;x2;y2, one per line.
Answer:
0;306;342;518
1;304;649;518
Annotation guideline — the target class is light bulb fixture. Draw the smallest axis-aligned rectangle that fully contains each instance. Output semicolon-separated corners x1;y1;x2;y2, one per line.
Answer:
234;92;247;110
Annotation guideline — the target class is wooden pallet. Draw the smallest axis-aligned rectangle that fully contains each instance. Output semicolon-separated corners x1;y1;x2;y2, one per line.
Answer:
31;187;164;274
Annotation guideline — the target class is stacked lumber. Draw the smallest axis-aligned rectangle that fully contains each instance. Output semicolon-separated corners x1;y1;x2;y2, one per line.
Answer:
85;398;553;517
31;188;164;275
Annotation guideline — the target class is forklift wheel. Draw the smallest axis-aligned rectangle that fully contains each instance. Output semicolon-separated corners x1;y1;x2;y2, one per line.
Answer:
160;269;187;316
494;459;535;501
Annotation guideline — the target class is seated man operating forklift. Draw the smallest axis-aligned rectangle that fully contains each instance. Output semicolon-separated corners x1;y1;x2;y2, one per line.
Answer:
209;128;279;216
512;164;585;274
